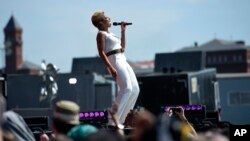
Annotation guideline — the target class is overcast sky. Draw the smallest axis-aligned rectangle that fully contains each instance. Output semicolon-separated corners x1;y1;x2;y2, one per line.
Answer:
0;0;249;72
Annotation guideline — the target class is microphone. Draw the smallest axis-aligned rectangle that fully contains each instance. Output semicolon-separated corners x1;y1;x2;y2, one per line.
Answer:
113;22;132;26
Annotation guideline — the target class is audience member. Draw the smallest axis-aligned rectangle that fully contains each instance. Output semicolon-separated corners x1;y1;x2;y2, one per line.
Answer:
137;106;198;141
67;124;98;141
129;108;156;141
192;130;229;141
1;111;36;141
40;100;80;141
86;129;124;141
52;100;80;134
165;106;197;138
123;109;138;128
50;134;73;141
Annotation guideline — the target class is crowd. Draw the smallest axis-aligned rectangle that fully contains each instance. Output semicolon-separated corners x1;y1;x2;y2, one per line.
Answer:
0;95;229;141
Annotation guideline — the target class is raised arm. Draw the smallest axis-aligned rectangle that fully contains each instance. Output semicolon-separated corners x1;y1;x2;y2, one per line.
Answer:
120;22;126;50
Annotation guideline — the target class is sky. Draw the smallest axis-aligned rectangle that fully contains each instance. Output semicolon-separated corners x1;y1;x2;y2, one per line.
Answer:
0;0;249;73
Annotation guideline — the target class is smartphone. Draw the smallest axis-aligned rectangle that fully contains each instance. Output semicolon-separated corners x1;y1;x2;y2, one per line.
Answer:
170;107;181;113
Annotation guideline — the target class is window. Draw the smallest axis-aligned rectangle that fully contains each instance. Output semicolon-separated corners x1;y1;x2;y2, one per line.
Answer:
218;56;222;63
213;56;217;64
238;55;243;62
224;56;228;63
228;91;250;106
207;57;211;64
233;55;237;62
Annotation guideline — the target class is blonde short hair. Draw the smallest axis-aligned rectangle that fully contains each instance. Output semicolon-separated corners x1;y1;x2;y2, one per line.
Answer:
91;11;105;28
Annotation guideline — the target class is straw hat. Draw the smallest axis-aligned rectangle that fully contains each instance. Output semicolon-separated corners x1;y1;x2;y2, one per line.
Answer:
53;100;80;125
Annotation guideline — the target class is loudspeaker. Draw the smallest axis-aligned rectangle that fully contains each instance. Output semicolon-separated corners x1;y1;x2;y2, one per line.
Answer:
24;116;49;131
13;108;53;130
136;73;189;115
136;69;217;116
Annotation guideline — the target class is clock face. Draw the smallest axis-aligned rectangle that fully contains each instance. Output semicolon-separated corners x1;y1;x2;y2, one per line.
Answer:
5;40;12;48
5;47;12;56
4;40;12;56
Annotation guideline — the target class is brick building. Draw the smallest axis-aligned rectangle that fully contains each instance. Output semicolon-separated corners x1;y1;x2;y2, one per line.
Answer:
3;15;40;75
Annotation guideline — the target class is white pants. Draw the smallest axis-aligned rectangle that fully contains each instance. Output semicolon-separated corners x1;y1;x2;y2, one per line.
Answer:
108;53;140;124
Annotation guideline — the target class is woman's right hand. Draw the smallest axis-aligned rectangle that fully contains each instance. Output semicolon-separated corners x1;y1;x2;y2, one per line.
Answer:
108;66;118;79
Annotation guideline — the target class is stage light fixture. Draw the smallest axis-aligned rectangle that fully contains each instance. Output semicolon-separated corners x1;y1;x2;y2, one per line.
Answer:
79;110;108;125
162;104;205;112
69;78;77;84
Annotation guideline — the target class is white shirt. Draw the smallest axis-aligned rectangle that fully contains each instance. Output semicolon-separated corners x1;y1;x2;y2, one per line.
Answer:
99;31;122;53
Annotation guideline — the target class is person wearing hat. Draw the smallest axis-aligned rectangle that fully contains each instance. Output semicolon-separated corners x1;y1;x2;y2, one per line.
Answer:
52;100;80;134
91;11;140;125
40;100;80;141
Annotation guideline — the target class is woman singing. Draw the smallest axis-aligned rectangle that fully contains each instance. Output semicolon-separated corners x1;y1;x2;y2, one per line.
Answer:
91;11;140;124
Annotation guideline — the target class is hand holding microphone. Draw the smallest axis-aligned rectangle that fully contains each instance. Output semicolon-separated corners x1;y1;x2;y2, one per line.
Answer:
113;22;132;26
113;21;132;32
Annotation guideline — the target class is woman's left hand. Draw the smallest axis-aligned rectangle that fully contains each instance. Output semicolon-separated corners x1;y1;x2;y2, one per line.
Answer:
120;21;126;31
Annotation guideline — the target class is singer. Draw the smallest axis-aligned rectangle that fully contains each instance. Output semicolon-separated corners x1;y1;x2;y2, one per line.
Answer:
91;11;140;125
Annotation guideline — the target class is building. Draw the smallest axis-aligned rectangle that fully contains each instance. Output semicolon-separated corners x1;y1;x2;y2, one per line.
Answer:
178;39;250;73
217;73;250;124
72;56;154;76
3;15;40;75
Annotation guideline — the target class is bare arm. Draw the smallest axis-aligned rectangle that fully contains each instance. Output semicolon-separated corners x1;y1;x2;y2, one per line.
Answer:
175;107;197;136
120;22;126;49
96;32;117;79
165;107;197;137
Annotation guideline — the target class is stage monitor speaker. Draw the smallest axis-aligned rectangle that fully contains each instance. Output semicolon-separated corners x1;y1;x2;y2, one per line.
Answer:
13;108;53;130
24;116;49;131
136;74;189;116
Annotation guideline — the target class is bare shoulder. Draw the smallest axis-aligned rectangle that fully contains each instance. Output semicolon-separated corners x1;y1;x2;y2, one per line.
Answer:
97;31;106;40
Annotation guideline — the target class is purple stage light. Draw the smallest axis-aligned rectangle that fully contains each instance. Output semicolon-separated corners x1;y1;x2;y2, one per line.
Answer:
197;105;202;110
90;112;94;118
100;112;105;117
163;105;205;111
191;105;196;110
79;113;84;118
185;106;191;111
79;110;108;124
79;111;107;119
95;112;99;117
84;113;89;118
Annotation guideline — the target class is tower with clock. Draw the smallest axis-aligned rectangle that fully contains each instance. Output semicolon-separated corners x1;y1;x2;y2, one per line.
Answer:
4;15;23;74
3;15;40;75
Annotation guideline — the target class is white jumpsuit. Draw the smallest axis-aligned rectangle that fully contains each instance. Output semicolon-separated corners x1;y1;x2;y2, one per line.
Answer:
100;31;140;124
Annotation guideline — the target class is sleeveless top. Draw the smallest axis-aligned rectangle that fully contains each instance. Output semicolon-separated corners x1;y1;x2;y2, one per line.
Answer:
99;31;122;53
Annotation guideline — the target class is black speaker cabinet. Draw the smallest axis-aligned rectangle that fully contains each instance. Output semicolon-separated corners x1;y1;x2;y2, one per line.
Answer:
136;69;217;116
136;73;190;115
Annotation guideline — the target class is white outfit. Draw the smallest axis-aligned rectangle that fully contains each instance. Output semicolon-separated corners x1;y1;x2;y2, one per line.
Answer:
100;31;140;124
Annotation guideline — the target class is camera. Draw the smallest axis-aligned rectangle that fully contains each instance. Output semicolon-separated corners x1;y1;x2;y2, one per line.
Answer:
170;107;181;113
